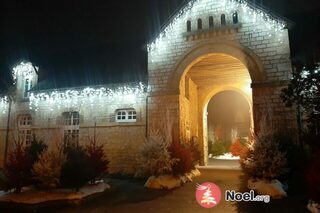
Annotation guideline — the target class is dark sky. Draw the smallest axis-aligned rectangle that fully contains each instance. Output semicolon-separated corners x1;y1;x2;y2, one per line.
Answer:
1;0;320;90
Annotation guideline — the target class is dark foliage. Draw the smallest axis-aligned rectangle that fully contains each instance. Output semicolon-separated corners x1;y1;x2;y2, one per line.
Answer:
60;145;93;189
306;150;320;203
85;139;109;183
3;142;33;193
25;135;48;164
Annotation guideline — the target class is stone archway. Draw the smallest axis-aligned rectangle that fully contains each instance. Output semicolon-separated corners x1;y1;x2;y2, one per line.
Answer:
176;42;261;165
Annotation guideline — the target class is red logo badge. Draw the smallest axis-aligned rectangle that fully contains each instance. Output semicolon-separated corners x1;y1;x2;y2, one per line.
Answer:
195;182;221;208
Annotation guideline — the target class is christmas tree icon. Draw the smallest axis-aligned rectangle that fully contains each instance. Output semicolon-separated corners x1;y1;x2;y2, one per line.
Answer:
199;185;217;205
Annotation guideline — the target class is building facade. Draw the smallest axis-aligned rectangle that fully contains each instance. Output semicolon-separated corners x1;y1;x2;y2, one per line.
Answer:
0;0;296;170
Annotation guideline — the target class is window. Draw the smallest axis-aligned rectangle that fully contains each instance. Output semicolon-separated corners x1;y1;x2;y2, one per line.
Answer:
221;14;226;26
187;20;191;32
197;19;202;30
62;112;80;146
116;109;137;122
233;12;238;24
18;114;32;145
209;16;214;28
24;78;33;98
63;111;79;126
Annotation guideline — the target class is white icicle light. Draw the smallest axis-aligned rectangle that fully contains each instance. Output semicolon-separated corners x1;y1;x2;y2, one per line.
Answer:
0;96;9;114
147;0;287;52
29;82;147;111
12;62;36;83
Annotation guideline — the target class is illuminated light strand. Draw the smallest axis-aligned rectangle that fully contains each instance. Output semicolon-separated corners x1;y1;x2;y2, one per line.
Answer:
147;0;287;52
29;82;147;111
0;96;8;114
12;62;37;84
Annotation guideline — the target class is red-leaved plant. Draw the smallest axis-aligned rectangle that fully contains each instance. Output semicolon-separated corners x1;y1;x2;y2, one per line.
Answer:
4;141;32;193
230;138;244;157
169;137;194;176
306;150;320;203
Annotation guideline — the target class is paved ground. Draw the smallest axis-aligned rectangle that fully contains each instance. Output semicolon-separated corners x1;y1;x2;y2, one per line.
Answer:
1;167;309;213
53;169;243;213
207;159;241;169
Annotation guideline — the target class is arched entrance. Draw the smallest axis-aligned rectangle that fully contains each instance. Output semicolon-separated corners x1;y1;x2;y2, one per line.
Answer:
206;90;252;166
176;43;261;165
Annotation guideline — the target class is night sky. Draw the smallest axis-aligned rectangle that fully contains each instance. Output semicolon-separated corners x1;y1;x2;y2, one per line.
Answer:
1;0;320;91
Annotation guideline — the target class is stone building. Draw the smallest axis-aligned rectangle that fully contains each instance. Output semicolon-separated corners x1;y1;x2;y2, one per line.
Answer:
0;0;295;171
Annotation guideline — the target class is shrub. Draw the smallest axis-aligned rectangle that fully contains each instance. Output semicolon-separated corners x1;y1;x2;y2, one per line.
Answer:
25;136;48;165
230;138;247;157
210;140;226;157
85;139;109;183
60;145;93;189
169;138;194;176
306;151;320;203
136;129;176;177
189;138;201;165
32;144;66;190
241;130;288;181
4;141;33;193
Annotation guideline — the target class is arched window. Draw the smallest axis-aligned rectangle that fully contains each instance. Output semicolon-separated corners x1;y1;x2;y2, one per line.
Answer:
197;19;202;30
233;12;238;24
209;16;214;28
116;109;137;122
187;20;191;32
18;114;32;145
221;14;226;26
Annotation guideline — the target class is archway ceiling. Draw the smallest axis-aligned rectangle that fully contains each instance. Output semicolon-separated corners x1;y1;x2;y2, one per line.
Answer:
187;54;251;87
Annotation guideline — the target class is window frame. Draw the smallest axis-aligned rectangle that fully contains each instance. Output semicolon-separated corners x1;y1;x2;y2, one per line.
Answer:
115;109;137;123
24;78;33;98
62;111;80;146
18;114;32;145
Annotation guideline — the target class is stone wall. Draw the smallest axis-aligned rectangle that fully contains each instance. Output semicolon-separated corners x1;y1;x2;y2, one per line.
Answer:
147;0;296;164
0;94;147;173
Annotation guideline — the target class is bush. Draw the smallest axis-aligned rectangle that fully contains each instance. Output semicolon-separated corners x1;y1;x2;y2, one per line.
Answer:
169;138;194;176
241;130;288;181
25;136;47;165
189;138;201;165
210;140;226;157
136;129;176;177
4;142;33;193
230;138;247;157
60;145;93;189
306;151;320;203
85;139;109;183
32;144;66;190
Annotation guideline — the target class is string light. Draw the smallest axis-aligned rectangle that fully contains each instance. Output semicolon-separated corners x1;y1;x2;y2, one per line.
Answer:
0;96;8;114
147;0;287;53
29;82;147;111
12;62;37;84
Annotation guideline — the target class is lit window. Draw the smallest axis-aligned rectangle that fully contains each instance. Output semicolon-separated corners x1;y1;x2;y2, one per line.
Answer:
221;14;226;26
116;109;137;122
187;20;191;32
24;78;33;98
233;12;238;24
18;114;32;145
62;112;80;146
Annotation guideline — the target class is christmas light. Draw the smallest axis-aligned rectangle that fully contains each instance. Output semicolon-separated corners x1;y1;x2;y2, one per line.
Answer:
29;82;147;111
12;62;38;83
147;0;287;53
0;96;8;114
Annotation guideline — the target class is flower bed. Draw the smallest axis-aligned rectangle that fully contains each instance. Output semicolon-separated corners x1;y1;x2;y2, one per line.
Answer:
0;183;110;205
